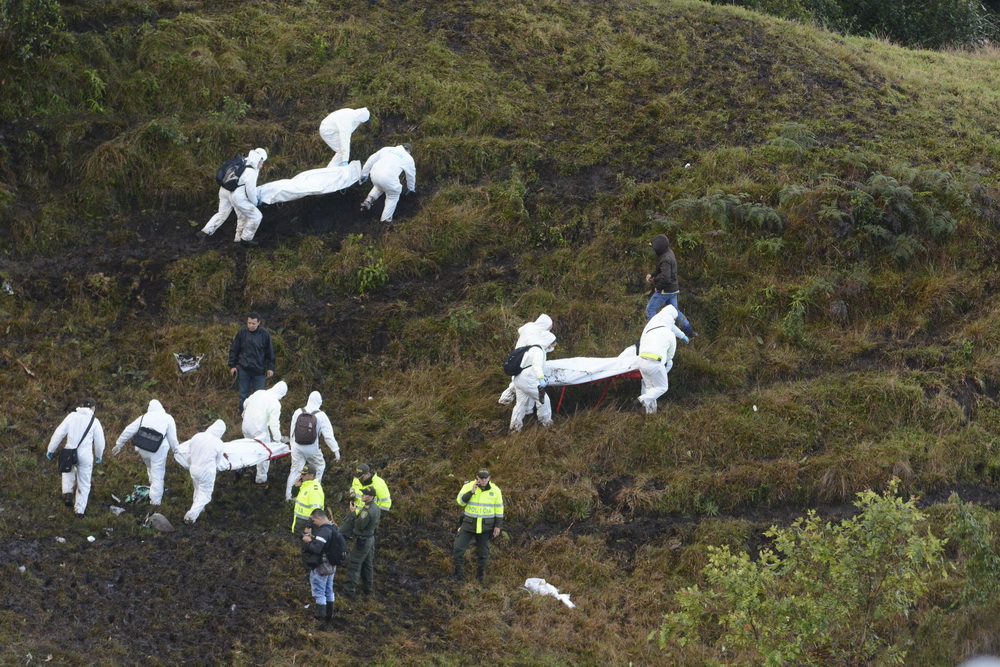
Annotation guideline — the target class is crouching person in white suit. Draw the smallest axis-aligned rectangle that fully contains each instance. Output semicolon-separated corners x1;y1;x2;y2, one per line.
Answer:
242;380;288;484
183;420;227;524
286;390;341;501
46;397;106;516
112;399;180;506
319;107;370;166
510;331;557;432
360;144;416;222
637;305;683;414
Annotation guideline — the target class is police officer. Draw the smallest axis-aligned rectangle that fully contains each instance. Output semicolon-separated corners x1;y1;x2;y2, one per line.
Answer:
291;463;325;535
453;468;504;583
340;486;381;598
349;463;391;513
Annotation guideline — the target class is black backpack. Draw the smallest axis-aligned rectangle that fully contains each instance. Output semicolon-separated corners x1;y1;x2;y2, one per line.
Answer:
502;345;540;377
216;155;249;192
293;410;318;444
322;525;348;566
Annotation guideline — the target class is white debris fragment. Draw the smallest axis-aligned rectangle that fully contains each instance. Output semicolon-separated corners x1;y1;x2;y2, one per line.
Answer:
87;536;96;543
18;566;26;573
367;396;373;400
110;506;125;515
173;352;203;373
2;279;13;295
524;578;575;608
753;405;758;412
684;162;691;168
55;537;66;544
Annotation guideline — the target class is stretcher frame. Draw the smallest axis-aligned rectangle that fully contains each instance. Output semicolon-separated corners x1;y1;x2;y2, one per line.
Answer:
553;369;642;413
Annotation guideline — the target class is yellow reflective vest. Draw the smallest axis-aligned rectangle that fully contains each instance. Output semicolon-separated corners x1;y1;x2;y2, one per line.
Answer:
292;479;325;532
350;474;392;512
456;481;504;534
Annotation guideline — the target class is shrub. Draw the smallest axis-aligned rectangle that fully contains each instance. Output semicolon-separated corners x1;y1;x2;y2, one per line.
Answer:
0;0;64;61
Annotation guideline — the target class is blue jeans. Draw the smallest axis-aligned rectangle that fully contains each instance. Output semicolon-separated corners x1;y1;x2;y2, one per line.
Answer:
646;290;694;334
309;567;335;605
238;369;266;411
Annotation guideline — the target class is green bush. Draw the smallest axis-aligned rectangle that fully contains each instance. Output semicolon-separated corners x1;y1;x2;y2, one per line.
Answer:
0;0;64;61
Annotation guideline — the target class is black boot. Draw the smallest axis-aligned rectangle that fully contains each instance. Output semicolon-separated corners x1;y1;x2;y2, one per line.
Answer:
314;604;326;621
325;602;334;622
452;564;464;581
63;493;73;507
476;566;486;584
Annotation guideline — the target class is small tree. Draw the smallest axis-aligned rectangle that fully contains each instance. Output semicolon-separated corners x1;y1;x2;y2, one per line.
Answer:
652;480;945;665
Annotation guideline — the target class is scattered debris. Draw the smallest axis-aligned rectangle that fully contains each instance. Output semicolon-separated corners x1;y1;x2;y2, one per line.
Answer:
112;494;121;503
18;565;26;573
524;578;575;608
55;537;66;544
110;505;126;515
123;485;150;503
2;279;12;295
173;353;203;373
87;536;96;543
145;512;175;532
16;358;35;377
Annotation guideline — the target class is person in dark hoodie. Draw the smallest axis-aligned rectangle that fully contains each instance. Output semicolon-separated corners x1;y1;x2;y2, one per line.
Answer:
645;234;696;338
229;312;276;411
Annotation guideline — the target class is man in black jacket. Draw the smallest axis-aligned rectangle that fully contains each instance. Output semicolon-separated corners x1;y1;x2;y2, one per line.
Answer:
645;234;696;338
229;312;276;411
301;508;344;622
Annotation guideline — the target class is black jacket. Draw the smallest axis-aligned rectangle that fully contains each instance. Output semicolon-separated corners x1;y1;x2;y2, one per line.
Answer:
301;522;338;571
229;327;275;374
650;234;679;293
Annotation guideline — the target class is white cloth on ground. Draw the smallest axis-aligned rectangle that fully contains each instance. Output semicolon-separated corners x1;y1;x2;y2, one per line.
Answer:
524;578;575;608
258;162;362;205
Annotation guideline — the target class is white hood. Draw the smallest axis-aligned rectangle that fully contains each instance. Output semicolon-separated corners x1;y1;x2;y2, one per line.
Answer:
269;381;288;400
206;419;226;439
647;304;678;330
147;399;164;413
305;391;323;412
247;147;268;166
354;107;370;126
536;330;557;352
534;314;552;331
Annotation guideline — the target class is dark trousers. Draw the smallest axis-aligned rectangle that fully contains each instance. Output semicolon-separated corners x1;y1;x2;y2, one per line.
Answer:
453;529;491;571
344;537;374;595
238;369;266;411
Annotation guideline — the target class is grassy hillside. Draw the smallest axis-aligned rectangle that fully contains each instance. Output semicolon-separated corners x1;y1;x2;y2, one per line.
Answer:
3;0;1000;663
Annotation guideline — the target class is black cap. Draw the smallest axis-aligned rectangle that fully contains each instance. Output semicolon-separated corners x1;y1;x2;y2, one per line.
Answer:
354;463;371;478
360;486;376;498
301;463;318;476
476;468;491;479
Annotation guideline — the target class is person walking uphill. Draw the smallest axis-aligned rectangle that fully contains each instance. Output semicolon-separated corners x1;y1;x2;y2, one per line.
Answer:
229;312;276;412
198;147;268;246
46;397;106;517
183;420;227;524
645;234;696;338
112;399;180;506
291;463;325;535
340;486;381;599
285;391;341;502
359;144;416;223
453;468;504;584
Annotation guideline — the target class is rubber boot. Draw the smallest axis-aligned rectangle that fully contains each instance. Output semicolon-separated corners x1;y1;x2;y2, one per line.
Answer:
476;566;486;584
63;493;73;507
314;604;326;621
325;602;334;622
452;564;464;581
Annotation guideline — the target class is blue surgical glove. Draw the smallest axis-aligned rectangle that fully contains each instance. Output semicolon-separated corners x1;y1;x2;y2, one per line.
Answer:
341;161;349;166
46;451;53;460
538;377;548;388
96;458;102;464
407;189;416;195
679;333;690;344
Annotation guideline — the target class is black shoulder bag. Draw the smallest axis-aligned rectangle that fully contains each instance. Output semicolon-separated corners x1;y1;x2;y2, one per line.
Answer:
132;415;166;453
59;414;95;473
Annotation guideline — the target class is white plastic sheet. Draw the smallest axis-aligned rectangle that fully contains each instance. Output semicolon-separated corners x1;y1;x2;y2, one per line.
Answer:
524;578;575;608
258;161;362;205
173;437;289;471
543;346;640;387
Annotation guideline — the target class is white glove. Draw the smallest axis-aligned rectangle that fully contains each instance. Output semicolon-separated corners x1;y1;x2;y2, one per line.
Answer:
334;451;341;461
280;435;290;444
113;445;123;456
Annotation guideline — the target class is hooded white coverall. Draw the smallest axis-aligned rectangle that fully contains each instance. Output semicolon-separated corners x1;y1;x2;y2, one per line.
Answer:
242;380;287;484
285;391;340;500
510;330;556;432
499;314;554;405
319;107;370;167
201;148;268;242
183;420;227;524
361;145;416;222
112;399;180;505
47;407;106;514
637;305;680;414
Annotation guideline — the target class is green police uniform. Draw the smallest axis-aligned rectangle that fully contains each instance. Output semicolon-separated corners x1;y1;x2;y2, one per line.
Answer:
453;478;504;581
340;497;381;597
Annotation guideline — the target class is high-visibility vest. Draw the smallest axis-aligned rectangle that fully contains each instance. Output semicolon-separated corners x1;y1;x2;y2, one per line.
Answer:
456;481;504;534
292;479;325;531
350;474;392;512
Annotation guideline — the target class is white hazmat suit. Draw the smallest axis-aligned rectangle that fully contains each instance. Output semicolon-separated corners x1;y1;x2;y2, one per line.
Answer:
285;391;340;500
319;107;370;166
183;420;227;524
112;399;180;505
637;305;680;414
201;148;268;242
510;330;556;432
499;314;554;405
242;380;287;484
360;145;416;222
47;406;106;515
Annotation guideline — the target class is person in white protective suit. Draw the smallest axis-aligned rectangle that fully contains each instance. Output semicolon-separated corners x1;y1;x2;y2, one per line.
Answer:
499;314;554;406
319;107;370;167
197;148;268;247
510;330;557;432
46;397;106;516
242;380;288;484
285;391;341;501
112;399;180;506
637;304;684;414
359;144;416;223
183;420;227;524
